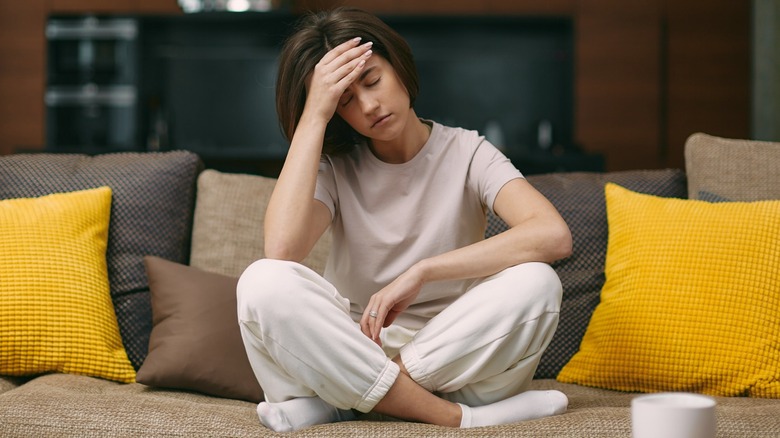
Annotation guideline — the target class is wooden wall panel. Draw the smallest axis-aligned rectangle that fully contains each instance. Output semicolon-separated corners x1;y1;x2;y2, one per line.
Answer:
294;0;574;15
296;0;487;15
49;0;138;13
575;1;663;170
0;0;753;174
137;0;181;14
484;0;575;16
664;0;750;169
0;0;46;155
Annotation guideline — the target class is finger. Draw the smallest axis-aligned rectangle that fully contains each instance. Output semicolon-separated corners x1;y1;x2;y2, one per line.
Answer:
360;296;376;339
369;303;382;341
325;41;373;72
363;296;385;342
370;301;389;342
309;45;370;100
330;48;372;88
320;37;362;65
325;43;372;83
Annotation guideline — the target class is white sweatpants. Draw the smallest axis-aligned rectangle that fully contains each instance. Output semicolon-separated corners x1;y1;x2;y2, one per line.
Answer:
237;259;561;413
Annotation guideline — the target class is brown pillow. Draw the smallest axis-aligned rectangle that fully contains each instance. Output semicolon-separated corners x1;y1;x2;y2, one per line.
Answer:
136;256;263;403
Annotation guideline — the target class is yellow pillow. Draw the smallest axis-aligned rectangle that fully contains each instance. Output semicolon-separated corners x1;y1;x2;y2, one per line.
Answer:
0;187;136;383
557;183;780;397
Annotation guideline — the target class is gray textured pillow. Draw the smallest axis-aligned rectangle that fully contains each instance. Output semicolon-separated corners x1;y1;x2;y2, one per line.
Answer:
488;169;688;378
0;152;202;369
685;132;780;201
190;169;331;277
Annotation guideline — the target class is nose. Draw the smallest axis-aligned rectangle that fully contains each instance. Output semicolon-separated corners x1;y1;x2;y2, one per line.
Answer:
356;91;379;115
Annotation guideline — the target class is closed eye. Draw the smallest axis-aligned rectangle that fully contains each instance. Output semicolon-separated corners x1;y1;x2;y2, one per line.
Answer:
339;93;352;107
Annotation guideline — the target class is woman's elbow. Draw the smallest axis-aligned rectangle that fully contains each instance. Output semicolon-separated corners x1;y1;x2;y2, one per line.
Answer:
264;237;305;263
553;222;573;261
544;220;572;262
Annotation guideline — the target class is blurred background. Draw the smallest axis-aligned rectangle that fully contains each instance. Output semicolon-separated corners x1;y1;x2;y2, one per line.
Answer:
0;0;773;176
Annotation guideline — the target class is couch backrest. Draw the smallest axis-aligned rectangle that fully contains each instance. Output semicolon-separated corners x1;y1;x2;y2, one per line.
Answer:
189;167;687;379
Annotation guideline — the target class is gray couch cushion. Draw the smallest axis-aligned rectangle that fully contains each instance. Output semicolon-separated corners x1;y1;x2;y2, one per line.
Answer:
487;169;687;378
0;152;202;369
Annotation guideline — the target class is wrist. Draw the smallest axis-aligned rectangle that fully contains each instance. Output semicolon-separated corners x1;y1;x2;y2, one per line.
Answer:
409;259;432;285
289;111;329;153
299;105;333;129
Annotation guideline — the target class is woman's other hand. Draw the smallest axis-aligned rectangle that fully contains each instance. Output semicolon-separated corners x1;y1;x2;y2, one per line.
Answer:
360;265;426;346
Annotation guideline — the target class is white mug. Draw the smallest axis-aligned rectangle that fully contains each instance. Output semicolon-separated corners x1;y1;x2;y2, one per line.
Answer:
631;393;716;438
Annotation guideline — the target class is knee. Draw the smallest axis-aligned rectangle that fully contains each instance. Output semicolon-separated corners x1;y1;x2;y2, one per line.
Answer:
525;262;562;302
496;262;562;314
237;259;313;320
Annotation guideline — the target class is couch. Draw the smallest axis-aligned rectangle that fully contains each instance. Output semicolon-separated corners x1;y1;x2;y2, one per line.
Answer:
1;133;778;437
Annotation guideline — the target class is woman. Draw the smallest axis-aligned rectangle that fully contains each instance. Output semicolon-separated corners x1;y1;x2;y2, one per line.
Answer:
237;7;572;432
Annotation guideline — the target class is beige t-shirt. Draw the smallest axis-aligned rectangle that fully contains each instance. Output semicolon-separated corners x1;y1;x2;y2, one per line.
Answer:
315;121;523;329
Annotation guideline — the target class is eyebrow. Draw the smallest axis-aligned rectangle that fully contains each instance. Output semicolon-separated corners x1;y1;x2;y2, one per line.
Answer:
340;66;378;102
359;66;377;82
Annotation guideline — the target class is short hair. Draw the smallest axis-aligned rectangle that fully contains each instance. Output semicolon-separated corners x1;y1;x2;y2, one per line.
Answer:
276;7;419;155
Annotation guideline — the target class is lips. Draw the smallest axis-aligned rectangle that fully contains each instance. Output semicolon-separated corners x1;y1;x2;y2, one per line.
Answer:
371;114;391;128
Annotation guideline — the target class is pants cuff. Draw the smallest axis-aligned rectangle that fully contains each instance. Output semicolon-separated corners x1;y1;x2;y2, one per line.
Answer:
399;341;436;392
354;359;401;413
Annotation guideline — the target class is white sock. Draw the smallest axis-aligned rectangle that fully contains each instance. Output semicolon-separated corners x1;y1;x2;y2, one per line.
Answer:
458;390;568;428
256;397;356;432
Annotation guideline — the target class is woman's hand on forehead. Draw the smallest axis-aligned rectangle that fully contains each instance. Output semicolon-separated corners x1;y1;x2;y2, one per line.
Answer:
303;37;373;122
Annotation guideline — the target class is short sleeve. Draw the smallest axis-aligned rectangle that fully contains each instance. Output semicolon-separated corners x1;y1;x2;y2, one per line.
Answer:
314;157;338;220
468;139;524;214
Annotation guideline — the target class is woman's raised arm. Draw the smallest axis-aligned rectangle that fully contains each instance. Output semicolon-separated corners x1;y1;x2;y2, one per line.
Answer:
264;38;373;261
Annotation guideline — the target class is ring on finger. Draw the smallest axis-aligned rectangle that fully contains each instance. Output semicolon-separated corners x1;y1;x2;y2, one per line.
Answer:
369;310;378;318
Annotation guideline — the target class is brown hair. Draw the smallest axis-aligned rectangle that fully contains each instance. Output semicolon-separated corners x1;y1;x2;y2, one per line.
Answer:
276;7;419;155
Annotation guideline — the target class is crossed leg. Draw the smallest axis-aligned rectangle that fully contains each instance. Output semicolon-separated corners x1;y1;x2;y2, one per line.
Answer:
240;260;568;431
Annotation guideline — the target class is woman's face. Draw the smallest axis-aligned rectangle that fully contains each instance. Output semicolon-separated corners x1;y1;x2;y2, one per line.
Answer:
335;54;412;143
